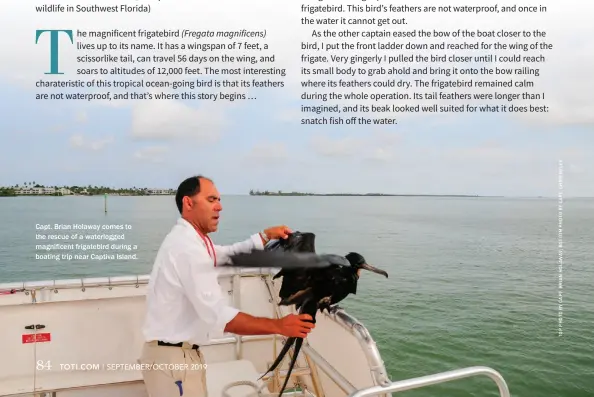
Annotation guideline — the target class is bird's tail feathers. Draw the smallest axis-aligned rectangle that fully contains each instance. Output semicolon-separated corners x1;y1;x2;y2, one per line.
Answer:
259;297;314;381
258;337;295;381
277;337;303;397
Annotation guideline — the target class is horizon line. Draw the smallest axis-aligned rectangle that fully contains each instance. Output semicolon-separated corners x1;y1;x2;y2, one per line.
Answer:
3;193;591;199
0;185;588;199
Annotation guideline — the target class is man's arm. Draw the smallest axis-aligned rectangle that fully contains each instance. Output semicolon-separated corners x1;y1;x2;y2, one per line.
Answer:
214;225;292;265
224;312;280;335
225;312;315;338
213;233;265;265
175;248;314;338
174;249;243;334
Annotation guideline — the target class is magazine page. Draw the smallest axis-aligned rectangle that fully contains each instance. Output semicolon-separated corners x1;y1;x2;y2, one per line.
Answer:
1;0;591;396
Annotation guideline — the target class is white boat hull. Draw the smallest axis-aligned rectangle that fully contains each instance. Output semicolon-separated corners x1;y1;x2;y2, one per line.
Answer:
0;268;510;397
0;269;390;397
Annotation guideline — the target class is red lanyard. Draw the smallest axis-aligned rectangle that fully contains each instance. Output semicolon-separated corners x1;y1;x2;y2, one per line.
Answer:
198;232;217;267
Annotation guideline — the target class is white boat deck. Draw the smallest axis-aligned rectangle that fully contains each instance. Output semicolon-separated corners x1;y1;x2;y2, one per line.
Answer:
0;268;511;397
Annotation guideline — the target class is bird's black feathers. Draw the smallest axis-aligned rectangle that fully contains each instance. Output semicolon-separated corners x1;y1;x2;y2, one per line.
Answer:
227;231;388;396
228;250;335;269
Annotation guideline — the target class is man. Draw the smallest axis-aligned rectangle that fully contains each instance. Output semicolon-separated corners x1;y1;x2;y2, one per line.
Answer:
139;175;314;397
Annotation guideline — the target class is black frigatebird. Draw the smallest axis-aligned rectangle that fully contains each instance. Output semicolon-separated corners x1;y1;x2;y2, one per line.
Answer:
227;231;388;396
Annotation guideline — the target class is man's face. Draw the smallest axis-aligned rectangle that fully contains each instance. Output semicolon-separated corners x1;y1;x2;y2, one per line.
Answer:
185;178;222;234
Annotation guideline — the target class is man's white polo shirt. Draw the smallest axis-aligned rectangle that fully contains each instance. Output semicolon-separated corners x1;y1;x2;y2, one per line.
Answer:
142;217;264;345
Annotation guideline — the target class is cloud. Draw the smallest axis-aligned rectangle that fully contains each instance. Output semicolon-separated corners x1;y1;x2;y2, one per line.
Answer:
309;130;401;161
443;145;515;163
370;130;402;147
75;111;88;123
309;135;362;157
567;163;584;174
133;145;169;163
130;99;225;142
69;134;113;150
243;142;289;165
370;147;396;162
276;109;301;122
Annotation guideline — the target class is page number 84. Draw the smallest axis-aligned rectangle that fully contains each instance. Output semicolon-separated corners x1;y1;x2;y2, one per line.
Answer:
37;360;52;370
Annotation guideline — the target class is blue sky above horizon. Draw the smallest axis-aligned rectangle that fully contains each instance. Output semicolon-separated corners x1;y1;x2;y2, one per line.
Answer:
1;0;593;197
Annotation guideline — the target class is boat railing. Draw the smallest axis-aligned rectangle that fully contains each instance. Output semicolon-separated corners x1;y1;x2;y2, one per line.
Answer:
223;365;511;397
347;366;510;397
0;267;272;294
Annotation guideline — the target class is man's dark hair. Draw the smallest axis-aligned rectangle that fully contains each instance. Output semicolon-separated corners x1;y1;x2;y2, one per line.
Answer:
175;175;211;214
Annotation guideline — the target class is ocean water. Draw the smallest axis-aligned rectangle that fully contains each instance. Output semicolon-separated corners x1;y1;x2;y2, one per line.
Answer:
0;195;592;397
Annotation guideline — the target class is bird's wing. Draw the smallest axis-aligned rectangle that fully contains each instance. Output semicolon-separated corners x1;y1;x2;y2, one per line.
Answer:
227;250;333;269
319;254;352;267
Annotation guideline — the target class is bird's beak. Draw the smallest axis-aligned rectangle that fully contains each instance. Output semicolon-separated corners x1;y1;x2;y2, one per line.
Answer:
360;262;388;278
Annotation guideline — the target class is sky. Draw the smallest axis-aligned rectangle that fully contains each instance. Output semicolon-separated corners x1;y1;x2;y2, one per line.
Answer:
0;0;592;197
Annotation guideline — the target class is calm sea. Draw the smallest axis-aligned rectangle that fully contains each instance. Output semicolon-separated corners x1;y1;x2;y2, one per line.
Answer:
0;195;592;397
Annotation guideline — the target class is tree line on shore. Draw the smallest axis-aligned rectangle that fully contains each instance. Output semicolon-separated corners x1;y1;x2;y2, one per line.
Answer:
0;182;173;197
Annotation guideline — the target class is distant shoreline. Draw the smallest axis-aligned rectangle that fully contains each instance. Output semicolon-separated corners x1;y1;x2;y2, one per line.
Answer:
248;190;496;197
0;193;578;199
0;185;174;197
0;187;570;199
0;192;174;197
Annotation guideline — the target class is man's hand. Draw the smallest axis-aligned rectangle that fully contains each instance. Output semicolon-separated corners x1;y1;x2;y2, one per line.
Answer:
263;225;292;240
277;313;315;338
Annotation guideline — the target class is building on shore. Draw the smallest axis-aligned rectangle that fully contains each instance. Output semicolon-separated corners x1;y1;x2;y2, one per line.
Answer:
16;187;72;195
146;188;175;195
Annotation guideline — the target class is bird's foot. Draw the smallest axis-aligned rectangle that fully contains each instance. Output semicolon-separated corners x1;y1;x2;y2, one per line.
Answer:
318;297;332;313
328;304;342;314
